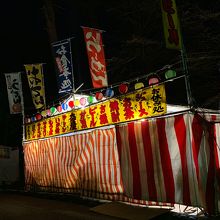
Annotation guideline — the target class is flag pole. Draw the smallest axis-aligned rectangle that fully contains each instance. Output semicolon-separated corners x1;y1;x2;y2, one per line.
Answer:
68;38;75;93
19;72;25;143
181;45;193;107
41;63;47;110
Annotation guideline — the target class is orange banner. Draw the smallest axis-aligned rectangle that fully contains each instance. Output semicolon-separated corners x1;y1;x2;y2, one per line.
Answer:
25;85;166;141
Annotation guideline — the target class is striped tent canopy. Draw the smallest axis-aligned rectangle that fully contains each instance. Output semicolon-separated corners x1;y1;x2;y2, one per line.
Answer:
23;110;220;214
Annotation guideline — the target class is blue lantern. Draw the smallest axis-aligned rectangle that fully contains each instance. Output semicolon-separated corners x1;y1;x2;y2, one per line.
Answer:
105;88;114;98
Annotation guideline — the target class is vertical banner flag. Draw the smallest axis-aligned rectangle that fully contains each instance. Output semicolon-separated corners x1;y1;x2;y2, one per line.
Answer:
161;0;182;50
5;72;23;114
82;27;108;88
52;39;75;93
24;64;46;110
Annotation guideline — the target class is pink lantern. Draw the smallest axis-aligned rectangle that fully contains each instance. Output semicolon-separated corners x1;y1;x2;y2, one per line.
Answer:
57;105;62;113
148;75;160;86
47;109;51;116
80;97;87;106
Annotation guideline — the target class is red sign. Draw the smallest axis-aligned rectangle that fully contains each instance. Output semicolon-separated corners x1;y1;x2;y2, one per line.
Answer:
82;27;108;88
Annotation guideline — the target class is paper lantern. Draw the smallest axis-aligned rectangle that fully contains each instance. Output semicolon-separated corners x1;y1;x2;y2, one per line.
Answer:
57;105;62;113
31;116;36;122
25;117;31;124
119;83;128;94
74;99;80;107
68;100;74;108
134;82;144;90
80;97;87;106
148;76;159;86
46;109;51;116
87;96;94;104
105;88;114;98
41;110;47;117
95;92;103;101
35;113;42;120
50;106;57;114
165;69;176;79
61;103;68;111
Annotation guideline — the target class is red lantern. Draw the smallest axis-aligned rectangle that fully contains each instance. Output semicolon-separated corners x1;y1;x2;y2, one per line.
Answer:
36;113;42;120
68;100;74;108
119;83;128;94
95;92;103;101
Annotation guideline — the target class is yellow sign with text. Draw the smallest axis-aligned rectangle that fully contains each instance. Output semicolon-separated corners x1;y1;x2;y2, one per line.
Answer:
25;85;167;141
161;0;182;50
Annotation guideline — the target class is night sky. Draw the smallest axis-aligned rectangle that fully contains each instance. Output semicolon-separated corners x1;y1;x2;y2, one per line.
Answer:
0;0;219;147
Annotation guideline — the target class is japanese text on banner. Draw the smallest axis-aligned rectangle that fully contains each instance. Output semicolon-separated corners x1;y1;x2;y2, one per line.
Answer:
52;39;74;93
25;85;166;141
5;72;23;114
161;0;182;50
82;27;108;88
25;64;46;110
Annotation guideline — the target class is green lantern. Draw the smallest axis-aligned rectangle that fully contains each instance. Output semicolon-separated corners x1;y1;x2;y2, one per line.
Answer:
165;69;176;79
50;106;57;114
87;96;94;104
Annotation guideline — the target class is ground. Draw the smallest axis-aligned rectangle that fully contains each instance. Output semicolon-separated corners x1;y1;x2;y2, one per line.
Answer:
0;191;219;220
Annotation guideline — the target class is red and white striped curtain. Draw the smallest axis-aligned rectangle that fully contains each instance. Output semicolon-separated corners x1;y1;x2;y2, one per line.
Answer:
23;112;220;213
23;127;123;199
115;113;219;214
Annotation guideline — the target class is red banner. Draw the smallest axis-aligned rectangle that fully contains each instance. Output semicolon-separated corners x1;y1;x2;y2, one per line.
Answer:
82;27;108;88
